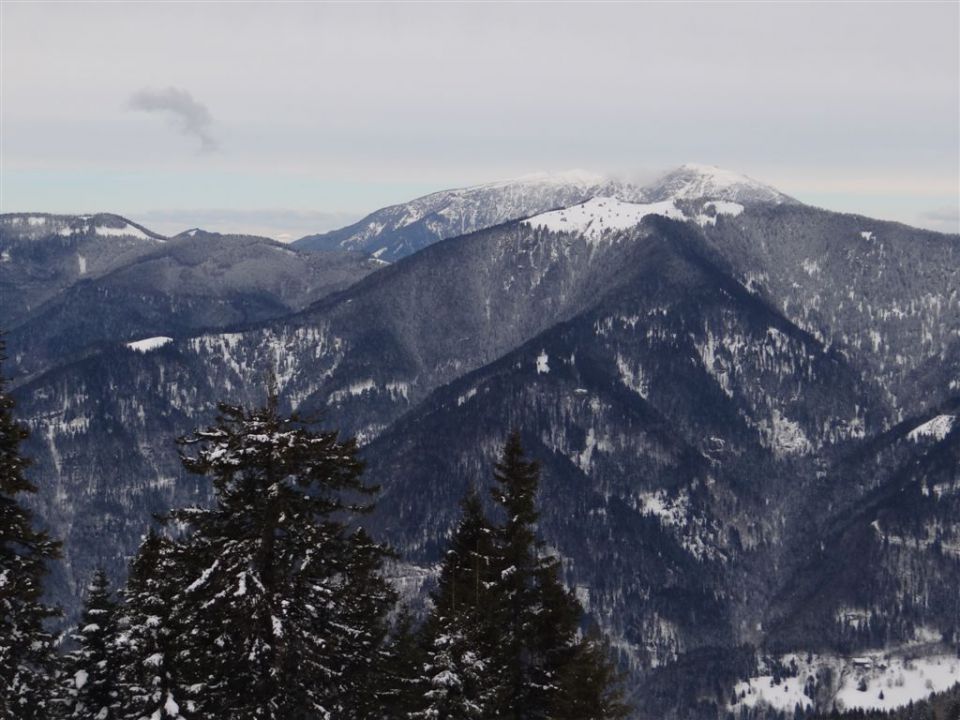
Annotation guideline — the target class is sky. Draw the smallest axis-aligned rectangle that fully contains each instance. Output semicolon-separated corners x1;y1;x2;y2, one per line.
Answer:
1;2;957;240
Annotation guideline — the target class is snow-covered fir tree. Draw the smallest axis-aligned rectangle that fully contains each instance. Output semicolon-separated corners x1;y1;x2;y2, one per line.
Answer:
413;438;628;720
0;341;61;720
374;608;424;720
164;394;396;719
61;569;120;719
114;530;189;720
552;628;629;720
416;619;491;720
414;488;498;719
485;431;627;720
325;527;401;719
485;431;581;718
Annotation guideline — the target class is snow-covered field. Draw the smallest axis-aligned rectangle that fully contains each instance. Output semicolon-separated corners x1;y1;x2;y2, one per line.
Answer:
833;654;958;712
522;197;685;242
730;641;959;715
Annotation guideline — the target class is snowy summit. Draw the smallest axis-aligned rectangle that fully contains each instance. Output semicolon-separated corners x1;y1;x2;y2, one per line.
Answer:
642;163;796;205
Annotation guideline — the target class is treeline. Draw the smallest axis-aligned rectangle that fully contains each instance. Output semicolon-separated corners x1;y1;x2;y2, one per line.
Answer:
0;347;628;719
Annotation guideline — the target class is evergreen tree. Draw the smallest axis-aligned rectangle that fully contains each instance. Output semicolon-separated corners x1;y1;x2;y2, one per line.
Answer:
431;488;497;628
486;431;577;719
551;629;629;720
332;527;403;719
374;607;425;720
62;569;121;719
417;621;490;720
485;431;627;720
115;531;189;720
165;395;396;719
0;340;61;719
414;488;498;720
414;435;628;719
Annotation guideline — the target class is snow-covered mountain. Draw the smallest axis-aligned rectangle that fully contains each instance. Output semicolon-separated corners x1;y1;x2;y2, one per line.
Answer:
6;168;959;719
0;213;167;319
1;218;383;382
295;164;798;262
294;170;645;261
0;212;164;244
641;163;797;205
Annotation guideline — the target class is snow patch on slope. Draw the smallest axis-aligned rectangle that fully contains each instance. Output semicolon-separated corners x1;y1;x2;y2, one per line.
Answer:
95;223;157;241
696;200;745;226
536;350;550;374
522;197;684;242
763;409;813;457
616;354;648;398
907;414;955;442
328;379;376;403
126;336;173;353
635;490;689;527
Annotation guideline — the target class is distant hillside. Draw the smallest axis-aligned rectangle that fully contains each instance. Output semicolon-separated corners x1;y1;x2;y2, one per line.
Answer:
1;217;383;382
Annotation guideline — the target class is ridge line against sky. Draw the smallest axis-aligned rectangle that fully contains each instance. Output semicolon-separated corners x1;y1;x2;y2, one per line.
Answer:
1;1;957;240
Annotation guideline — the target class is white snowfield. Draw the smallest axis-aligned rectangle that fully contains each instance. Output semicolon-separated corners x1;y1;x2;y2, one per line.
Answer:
126;336;174;353
834;654;959;713
730;645;960;715
94;223;157;241
520;165;762;240
696;200;745;227
522;197;685;242
907;414;955;442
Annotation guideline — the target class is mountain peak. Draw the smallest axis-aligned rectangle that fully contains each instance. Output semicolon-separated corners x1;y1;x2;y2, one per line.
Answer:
644;164;796;205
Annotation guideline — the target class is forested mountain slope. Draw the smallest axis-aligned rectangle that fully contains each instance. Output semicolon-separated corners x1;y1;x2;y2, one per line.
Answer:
1;220;381;382
7;167;958;718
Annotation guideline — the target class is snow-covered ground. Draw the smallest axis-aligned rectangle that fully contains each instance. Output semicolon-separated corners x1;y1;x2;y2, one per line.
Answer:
126;336;173;353
732;671;813;713
695;200;745;226
95;222;157;241
834;653;959;713
730;641;960;715
522;197;684;242
907;414;955;442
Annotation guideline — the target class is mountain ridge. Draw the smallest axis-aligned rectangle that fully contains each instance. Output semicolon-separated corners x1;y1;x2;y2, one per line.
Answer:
293;164;798;261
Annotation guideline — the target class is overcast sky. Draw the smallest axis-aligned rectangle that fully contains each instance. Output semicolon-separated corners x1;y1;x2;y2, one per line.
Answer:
2;2;957;239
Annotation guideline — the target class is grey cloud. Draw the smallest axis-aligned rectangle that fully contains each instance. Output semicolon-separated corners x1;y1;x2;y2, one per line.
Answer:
128;87;217;152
